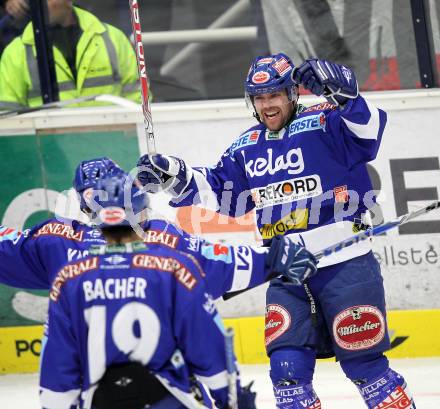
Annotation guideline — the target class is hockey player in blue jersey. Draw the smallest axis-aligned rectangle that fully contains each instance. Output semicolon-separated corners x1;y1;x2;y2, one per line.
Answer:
136;54;416;408
0;156;317;306
0;157;117;289
39;172;308;409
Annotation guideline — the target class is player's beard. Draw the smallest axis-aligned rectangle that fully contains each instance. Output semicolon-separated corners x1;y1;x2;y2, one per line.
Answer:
260;101;295;131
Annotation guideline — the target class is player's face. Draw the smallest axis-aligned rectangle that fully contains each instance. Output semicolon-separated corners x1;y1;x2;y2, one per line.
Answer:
253;90;294;131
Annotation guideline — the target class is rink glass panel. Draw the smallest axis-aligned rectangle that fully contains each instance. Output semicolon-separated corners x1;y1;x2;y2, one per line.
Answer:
73;0;437;101
1;1;435;103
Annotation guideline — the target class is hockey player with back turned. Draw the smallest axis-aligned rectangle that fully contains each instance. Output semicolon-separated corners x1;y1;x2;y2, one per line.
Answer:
136;54;417;408
0;156;317;302
40;172;258;409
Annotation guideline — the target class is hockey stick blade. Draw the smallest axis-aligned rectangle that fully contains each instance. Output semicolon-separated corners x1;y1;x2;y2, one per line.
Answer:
223;200;440;301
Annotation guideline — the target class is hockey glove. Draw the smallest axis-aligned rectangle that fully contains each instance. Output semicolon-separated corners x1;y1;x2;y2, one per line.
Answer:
238;381;257;409
266;235;318;286
292;59;358;106
212;381;257;409
137;153;192;197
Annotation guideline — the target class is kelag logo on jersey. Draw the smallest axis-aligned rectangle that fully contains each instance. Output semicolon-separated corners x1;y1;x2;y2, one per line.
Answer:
289;113;326;136
230;130;260;153
251;175;322;209
201;243;232;263
185;235;201;252
244;147;304;177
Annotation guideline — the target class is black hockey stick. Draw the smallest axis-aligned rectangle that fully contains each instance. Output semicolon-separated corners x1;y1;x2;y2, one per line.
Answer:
313;199;440;260
223;199;440;300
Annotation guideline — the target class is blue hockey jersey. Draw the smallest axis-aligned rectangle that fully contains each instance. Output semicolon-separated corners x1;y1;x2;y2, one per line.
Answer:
170;96;387;267
39;243;235;409
0;218;268;298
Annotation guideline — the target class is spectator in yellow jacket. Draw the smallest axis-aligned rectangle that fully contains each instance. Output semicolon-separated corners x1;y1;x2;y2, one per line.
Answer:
0;0;140;109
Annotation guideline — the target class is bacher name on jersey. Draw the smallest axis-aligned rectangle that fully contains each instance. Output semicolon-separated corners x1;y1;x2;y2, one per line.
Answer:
40;243;234;409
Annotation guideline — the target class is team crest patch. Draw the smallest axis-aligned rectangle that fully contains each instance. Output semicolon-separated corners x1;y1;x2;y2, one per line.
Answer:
252;71;270;84
230;130;260;152
334;185;348;203
265;304;291;346
0;226;21;242
265;128;286;141
303;102;336;113
289;113;326;136
333;305;385;351
201;243;232;263
272;57;291;76
256;57;274;65
99;207;126;225
376;385;412;408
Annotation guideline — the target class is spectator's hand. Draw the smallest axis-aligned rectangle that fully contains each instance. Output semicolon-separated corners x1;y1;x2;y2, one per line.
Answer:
5;0;29;21
137;153;192;197
266;236;318;286
292;59;358;106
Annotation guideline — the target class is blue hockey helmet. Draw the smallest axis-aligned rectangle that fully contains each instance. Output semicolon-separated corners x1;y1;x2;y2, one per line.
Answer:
245;53;297;98
90;173;149;228
73;157;122;211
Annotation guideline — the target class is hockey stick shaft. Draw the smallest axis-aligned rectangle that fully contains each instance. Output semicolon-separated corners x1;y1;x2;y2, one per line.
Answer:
224;327;238;409
223;200;440;300
314;199;440;260
128;0;156;154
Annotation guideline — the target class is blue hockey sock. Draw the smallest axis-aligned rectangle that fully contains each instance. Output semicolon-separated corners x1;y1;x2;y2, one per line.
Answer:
270;347;320;409
273;383;321;409
354;368;416;408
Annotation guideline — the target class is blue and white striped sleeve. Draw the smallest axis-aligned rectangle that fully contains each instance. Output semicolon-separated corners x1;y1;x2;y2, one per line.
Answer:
328;94;387;168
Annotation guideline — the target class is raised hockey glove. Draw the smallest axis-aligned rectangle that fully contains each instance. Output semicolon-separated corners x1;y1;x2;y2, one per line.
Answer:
266;235;318;286
292;59;358;106
137;153;193;197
